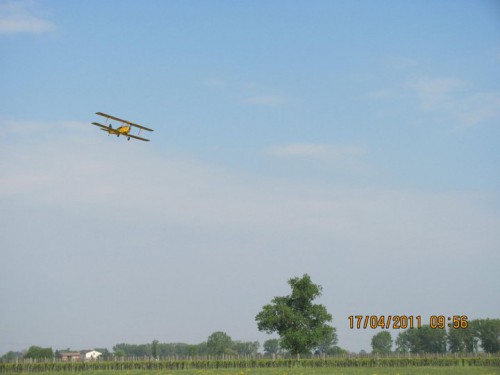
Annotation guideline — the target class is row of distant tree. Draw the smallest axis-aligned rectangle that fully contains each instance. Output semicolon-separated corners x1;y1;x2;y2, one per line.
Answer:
2;318;499;363
1;274;498;362
96;319;500;358
371;318;500;354
1;322;499;362
112;332;348;358
113;334;260;358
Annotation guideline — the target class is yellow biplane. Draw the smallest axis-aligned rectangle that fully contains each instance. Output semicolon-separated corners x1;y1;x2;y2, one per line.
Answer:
91;112;154;141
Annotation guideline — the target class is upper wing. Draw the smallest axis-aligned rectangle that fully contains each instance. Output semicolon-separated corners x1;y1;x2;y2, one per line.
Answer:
96;112;154;132
126;133;150;142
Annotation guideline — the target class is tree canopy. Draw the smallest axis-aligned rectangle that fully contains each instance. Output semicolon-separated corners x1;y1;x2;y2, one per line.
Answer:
395;325;447;353
263;339;281;355
24;346;54;360
206;331;233;355
475;319;500;353
255;274;335;355
371;331;392;354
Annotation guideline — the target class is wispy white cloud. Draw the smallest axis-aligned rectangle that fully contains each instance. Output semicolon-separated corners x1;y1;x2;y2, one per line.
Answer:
264;143;372;180
409;77;464;110
204;78;286;106
367;75;500;127
382;56;418;70
409;76;500;126
0;118;88;138
0;1;56;34
241;94;285;107
203;79;228;88
266;143;366;160
453;91;500;126
1;119;46;135
366;89;394;100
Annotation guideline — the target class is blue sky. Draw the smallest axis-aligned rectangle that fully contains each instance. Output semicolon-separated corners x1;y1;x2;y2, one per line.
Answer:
0;0;499;355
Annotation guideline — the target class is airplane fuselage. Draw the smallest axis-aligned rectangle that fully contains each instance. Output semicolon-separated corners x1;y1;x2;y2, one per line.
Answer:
108;125;131;136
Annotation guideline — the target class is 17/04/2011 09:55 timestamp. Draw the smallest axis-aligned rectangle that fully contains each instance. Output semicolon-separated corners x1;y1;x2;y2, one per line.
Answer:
348;315;469;330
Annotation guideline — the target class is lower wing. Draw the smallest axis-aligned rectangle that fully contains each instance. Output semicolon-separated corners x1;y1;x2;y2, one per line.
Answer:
126;133;150;142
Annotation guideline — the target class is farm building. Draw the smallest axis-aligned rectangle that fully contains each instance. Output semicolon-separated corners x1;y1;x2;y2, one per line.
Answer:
84;350;102;360
58;351;81;361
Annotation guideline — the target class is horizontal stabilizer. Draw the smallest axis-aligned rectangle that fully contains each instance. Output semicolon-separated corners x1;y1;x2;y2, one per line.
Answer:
92;122;111;129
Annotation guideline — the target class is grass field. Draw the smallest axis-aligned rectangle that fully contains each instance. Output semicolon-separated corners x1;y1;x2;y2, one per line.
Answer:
5;369;499;375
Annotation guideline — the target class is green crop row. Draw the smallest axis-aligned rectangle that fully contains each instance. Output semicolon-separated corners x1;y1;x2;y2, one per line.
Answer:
1;357;499;373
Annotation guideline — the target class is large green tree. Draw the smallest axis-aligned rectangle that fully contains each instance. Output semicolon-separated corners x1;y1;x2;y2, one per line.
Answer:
476;319;500;353
395;325;447;353
255;274;334;355
206;331;233;355
151;340;159;359
24;346;54;360
113;343;149;357
371;331;392;354
316;327;339;354
448;326;478;353
1;351;23;361
263;339;281;355
232;341;260;356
